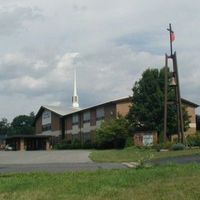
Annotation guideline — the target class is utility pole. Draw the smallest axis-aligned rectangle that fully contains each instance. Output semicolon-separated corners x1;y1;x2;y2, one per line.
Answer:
163;24;184;143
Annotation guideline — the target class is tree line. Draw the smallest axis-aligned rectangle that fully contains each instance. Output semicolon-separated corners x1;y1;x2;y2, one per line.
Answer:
0;112;35;137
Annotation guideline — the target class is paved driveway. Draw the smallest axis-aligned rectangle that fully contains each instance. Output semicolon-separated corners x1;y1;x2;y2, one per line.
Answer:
0;150;127;173
0;150;92;164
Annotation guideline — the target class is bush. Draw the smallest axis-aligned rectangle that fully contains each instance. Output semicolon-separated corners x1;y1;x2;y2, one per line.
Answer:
152;144;161;152
95;116;129;149
71;139;81;149
125;137;133;147
152;141;174;151
162;141;174;149
186;134;200;147
54;140;71;150
82;140;93;149
171;143;185;151
54;139;83;149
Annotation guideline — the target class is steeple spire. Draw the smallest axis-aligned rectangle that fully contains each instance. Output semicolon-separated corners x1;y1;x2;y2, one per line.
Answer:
72;68;79;108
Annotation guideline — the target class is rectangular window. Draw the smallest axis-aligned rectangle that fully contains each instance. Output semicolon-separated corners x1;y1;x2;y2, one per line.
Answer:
83;111;90;123
42;110;51;125
42;124;51;131
72;114;79;125
96;107;104;120
83;132;91;142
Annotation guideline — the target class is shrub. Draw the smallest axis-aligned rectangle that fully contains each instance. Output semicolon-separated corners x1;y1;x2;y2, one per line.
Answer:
125;137;133;147
54;140;71;149
171;143;185;151
186;134;200;147
152;141;174;151
82;140;93;149
54;139;82;149
95;116;129;149
162;141;174;149
152;144;161;152
71;139;81;149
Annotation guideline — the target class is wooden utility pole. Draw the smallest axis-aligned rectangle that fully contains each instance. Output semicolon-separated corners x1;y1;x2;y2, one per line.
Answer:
163;24;184;143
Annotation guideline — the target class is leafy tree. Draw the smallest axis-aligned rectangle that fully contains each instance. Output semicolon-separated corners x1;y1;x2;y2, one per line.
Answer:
0;118;10;136
127;68;190;140
196;115;200;131
9;112;35;135
95;116;129;149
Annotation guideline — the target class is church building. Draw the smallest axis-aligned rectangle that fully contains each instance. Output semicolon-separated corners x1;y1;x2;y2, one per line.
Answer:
33;69;199;147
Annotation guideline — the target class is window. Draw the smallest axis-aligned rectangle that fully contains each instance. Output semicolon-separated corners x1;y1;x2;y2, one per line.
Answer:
42;110;51;125
96;107;104;120
83;132;91;142
83;111;90;123
72;134;80;141
42;124;51;131
72;114;79;125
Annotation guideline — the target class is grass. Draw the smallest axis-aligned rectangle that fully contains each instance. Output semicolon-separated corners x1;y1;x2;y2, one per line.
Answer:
0;164;200;200
90;146;200;162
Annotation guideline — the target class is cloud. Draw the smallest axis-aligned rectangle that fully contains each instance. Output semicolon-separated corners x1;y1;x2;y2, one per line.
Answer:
0;52;79;98
0;0;199;121
0;5;42;36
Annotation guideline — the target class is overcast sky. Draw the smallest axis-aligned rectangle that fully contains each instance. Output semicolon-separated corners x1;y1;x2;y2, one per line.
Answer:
0;0;199;121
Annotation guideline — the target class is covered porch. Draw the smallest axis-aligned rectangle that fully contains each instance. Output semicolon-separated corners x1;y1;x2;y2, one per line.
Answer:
5;135;51;151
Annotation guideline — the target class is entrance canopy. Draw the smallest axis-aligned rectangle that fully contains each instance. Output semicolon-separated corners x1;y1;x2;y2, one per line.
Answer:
5;135;51;151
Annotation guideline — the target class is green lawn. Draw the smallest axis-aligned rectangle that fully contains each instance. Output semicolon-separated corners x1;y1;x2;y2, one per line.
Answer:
0;164;200;200
90;146;200;163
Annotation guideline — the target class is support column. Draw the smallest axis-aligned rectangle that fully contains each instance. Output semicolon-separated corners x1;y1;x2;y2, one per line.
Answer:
46;139;50;150
20;138;25;150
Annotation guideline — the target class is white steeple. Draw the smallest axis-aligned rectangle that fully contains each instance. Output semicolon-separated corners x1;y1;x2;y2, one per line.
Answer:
72;68;79;108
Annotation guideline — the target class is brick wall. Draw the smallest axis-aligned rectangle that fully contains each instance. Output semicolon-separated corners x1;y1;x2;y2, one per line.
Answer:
104;104;116;120
116;101;131;117
51;113;61;131
35;115;42;134
65;116;72;130
90;109;96;126
184;105;197;135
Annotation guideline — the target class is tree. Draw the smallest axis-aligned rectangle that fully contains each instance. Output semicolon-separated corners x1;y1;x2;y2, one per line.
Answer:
196;115;200;131
95;116;129;149
0;118;10;136
127;68;190;140
9;112;35;135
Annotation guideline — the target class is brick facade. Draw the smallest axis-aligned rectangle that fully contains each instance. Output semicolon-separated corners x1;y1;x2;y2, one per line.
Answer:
90;109;96;126
104;104;116;120
51;113;61;131
116;101;132;117
185;106;196;135
34;97;198;146
35;115;42;134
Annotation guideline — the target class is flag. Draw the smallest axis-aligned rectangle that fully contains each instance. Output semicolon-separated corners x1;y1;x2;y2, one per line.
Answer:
170;31;175;42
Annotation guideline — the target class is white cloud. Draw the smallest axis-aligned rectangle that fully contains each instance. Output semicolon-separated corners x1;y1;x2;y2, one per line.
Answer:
33;60;48;70
0;0;199;121
0;5;42;36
